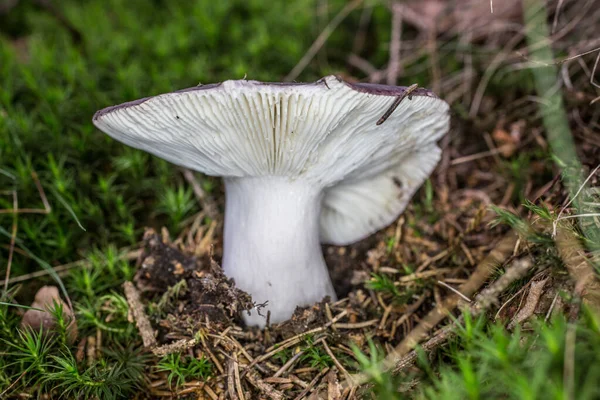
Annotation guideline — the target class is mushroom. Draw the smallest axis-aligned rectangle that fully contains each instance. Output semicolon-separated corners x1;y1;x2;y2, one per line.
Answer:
93;76;449;327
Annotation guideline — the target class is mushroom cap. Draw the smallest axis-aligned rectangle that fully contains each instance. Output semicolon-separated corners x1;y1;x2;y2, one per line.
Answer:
93;75;449;245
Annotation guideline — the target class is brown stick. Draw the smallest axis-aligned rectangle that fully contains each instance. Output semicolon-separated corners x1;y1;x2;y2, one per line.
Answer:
293;367;330;400
507;277;548;329
376;84;419;126
386;2;403;85
245;370;284;400
123;281;156;348
2;192;18;295
227;358;239;400
181;169;220;221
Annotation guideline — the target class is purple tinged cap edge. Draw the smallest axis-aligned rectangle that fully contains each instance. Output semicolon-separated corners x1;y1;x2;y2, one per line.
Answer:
93;75;439;121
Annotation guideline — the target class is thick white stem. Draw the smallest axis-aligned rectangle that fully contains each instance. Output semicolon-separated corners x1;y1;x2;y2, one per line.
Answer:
222;177;336;327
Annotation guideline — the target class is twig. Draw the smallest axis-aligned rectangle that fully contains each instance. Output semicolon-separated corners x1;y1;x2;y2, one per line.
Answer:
555;213;600;222
524;0;600;245
289;375;309;389
436;281;472;303
376;84;419;125
245;370;284;400
386;2;403;85
181;169;219;221
507;277;548;329
394;268;454;283
285;0;362;81
334;319;378;329
347;54;379;76
450;145;515;166
152;338;197;357
322;341;351;382
476;257;534;312
351;3;373;55
0;370;26;398
552;0;566;34
1;248;141;286
494;281;529;321
272;349;304;378
234;353;245;400
198;334;224;374
591;49;600;90
427;30;441;94
293;367;330;400
227;358;239;400
327;369;342;400
2;191;17;295
469;32;525;117
391;292;429;338
0;171;52;215
123;281;156;348
391;327;451;375
239;310;347;382
203;385;219;400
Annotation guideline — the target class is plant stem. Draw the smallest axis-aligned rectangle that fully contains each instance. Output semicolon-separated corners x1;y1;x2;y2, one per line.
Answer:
522;0;600;251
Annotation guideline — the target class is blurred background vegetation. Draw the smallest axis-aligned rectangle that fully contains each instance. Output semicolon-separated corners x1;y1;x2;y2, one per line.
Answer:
1;0;599;398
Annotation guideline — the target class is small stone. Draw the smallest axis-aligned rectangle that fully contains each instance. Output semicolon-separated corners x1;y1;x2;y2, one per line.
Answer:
21;286;78;344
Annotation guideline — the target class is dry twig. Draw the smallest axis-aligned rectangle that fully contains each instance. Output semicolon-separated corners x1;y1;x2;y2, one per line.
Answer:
123;281;156;348
508;277;548;329
245;369;285;400
181;169;220;221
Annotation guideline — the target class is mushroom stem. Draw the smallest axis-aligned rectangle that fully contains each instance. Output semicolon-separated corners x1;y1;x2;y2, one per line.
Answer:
223;177;336;327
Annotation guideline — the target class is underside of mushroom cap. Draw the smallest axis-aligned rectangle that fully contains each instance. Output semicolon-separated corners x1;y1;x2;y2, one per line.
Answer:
320;144;442;245
94;75;449;244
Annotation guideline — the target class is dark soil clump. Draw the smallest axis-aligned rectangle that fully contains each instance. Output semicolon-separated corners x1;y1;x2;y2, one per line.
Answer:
135;228;253;330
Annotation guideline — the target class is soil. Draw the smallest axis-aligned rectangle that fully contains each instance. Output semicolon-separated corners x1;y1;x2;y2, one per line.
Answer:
134;229;253;331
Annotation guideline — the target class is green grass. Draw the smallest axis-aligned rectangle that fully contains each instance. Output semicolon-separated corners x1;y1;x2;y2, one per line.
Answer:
156;352;213;389
1;303;146;398
353;310;600;400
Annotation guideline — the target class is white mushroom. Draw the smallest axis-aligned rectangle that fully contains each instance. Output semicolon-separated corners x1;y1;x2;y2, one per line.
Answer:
93;76;450;327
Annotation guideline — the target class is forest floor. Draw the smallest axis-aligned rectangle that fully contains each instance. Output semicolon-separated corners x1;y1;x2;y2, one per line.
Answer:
1;0;599;399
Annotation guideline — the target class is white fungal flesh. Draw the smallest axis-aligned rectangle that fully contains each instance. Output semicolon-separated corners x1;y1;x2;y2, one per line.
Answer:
93;75;450;327
320;145;442;245
223;177;336;325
